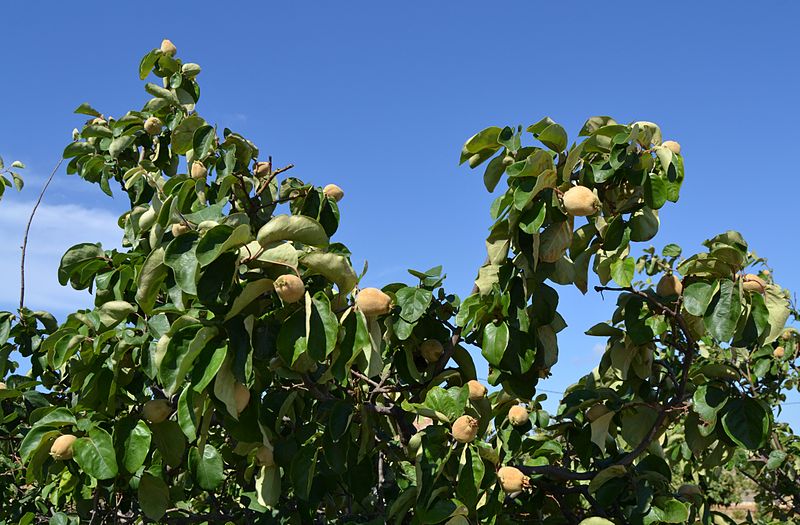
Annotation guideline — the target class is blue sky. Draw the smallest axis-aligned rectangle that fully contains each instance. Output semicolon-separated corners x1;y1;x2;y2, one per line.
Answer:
1;2;798;423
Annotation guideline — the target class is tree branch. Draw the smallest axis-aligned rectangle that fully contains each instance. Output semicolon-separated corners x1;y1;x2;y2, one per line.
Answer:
20;158;63;311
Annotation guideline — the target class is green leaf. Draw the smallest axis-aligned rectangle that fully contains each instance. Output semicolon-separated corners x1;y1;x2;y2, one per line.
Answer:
109;135;136;158
97;300;135;328
31;408;76;429
307;292;339;361
610;256;634;287
139;50;160;80
135;247;168;315
74;102;102;117
460;126;502;165
683;280;719;317
72;427;119;480
164;232;200;294
421;386;468;423
256;465;281;507
300;251;358;293
763;284;791;344
138;473;169;521
160;325;217;396
144;82;178;104
189;444;224;490
213;355;240;419
171;115;207;154
290;443;319;500
395;287;433;324
766;449;787;470
192;125;216;159
704;280;742;342
483;155;505;192
532;122;568;152
122;421;152;473
225;278;274;321
196;224;252;267
151;420;187;468
482;322;508;367
257;214;329;248
721;397;771;450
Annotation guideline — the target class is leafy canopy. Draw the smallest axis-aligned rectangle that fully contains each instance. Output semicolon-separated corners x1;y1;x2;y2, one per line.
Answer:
0;42;798;525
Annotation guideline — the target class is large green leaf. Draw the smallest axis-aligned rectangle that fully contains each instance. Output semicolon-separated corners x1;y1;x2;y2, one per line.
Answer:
196;224;252;267
683;280;719;317
257;214;329;248
135;247;168;315
482;321;509;367
164;232;200;295
160;325;218;395
225;279;274;321
307;292;338;361
138;473;169;521
189;444;224;490
300;251;358;293
256;465;281;507
171;115;207;154
122;421;152;474
763;284;791;344
704;279;742;342
721;397;770;450
395;287;433;324
72;427;119;480
151;420;187;468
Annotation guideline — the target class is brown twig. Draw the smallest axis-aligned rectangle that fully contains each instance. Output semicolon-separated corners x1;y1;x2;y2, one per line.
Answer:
20;157;63;311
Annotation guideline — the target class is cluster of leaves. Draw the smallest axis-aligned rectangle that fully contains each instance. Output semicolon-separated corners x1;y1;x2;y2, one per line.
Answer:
0;42;798;525
0;155;25;201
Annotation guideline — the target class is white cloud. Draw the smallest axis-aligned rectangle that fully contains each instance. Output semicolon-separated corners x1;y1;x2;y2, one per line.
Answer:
0;200;123;315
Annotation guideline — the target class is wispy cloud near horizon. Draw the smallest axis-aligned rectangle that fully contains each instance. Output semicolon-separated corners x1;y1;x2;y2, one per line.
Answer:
0;200;122;315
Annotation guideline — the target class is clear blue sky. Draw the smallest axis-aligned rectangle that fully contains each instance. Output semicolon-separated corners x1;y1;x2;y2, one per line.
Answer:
1;2;798;424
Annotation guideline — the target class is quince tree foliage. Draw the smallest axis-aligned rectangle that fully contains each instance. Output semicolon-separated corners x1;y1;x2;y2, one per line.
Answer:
0;41;798;524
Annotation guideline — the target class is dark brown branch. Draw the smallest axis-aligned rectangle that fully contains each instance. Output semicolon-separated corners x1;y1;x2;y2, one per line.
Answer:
20;157;63;311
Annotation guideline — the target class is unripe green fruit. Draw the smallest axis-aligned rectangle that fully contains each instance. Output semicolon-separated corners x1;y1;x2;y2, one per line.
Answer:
197;220;219;232
254;161;270;177
355;288;392;317
50;434;77;461
234;383;250;414
562;186;600;217
508;405;529;426
256;445;275;467
171;223;191;237
143;399;172;423
274;274;305;303
138;207;157;231
452;415;479;443
774;346;785;358
656;274;682;297
420;339;444;364
160;39;177;56
663;140;681;155
585;403;610;422
783;330;795;341
742;273;766;294
144;117;163;135
408;432;423;457
323;184;344;202
497;466;530;493
191;161;207;180
467;380;487;400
